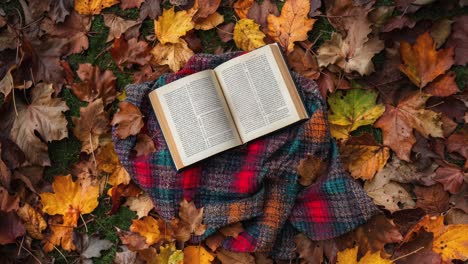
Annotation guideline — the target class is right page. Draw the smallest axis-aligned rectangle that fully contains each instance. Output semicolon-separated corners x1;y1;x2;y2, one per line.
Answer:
214;44;308;143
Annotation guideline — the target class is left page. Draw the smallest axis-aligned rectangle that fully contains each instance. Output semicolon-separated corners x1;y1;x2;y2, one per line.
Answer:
149;70;242;169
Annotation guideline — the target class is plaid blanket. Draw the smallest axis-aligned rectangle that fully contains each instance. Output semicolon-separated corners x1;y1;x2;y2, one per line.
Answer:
113;52;379;259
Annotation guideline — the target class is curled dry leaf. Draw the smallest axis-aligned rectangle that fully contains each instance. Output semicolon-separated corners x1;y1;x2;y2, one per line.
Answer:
179;199;206;236
296;154;327;186
267;0;316;53
71;63;118;105
72;98;110;154
103;14;141;42
134;134;156;157
233;18;266;51
111;101;144;139
364;175;415;213
151;39;195;72
192;0;221;21
17;203;47;240
155;7;194;44
110;37;152;70
328;89;385;141
9;83;69;166
74;0;119;15
399;32;454;88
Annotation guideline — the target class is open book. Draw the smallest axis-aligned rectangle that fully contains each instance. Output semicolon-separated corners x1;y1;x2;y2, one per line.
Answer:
149;43;308;170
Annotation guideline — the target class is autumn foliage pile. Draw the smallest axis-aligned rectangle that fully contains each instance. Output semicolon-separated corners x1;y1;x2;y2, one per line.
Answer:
0;0;467;263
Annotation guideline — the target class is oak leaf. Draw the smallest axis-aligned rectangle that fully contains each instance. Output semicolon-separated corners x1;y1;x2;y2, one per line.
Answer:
40;175;99;225
296;154;327;186
234;0;254;19
9;83;69;166
328;89;385;141
340;134;390;180
74;0;119;15
336;247;393;264
130;216;161;245
233;18;266;51
110;37;152;70
155;7;194;44
72;99;110;154
400;32;454;88
134;134;156;157
124;193;155;218
151;39;194;72
111;102;144;139
17;203;47;240
103;14;140;42
194;12;224;30
71;63;118;105
179;199;206;236
184;245;215;264
267;0;316;53
375;92;443;162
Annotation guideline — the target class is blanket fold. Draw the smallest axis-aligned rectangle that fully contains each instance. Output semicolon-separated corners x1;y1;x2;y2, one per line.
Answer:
113;52;379;259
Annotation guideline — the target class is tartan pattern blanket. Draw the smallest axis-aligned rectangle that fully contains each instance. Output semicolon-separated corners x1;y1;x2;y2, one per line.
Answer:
113;52;379;259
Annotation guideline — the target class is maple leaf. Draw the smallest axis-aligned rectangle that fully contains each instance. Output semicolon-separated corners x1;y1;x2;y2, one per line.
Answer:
296;154;327;186
233;18;266;51
317;32;384;76
117;227;149;251
155;7;194;44
96;142;131;186
72;232;113;261
40;175;99;225
103;14;140;42
114;247;137;264
179;199;206;236
120;0;144;9
446;15;468;66
72;99;110;154
374;91;443;162
110;37;151;70
267;0;316;53
0;186;19;212
287;44;320;80
191;0;221;22
433;224;468;262
71;63;118;105
336;246;393;264
124;193;155;218
130;216;161;245
327;89;385;141
151;39;194;72
111;102;144;139
9;83;68;166
400;32;454;88
134;134;156;157
74;0;119;15
0;211;25;245
340;134;390;180
234;0;254;19
246;0;279;33
43;217;75;252
433;165;466;194
184;245;215;264
40;11;91;55
294;233;324;264
157;243;184;264
49;0;74;23
139;0;161;20
133;64;170;84
17;203;47;240
194;12;224;30
413;184;450;215
424;72;459;97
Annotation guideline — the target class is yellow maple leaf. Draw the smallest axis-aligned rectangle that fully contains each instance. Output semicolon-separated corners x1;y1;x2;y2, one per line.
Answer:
233;18;266;51
155;7;194;44
433;224;468;262
96;142;131;186
17;203;47;240
157;243;183;264
195;12;224;30
130;216;161;245
337;247;393;264
74;0;120;15
267;0;316;53
184;246;214;264
40;175;99;225
151;39;194;72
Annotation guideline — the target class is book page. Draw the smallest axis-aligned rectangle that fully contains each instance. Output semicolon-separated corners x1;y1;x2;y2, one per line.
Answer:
215;44;307;142
149;70;241;169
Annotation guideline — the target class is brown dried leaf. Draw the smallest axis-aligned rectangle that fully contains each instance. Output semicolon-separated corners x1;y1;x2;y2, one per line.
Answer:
246;0;279;32
103;14;140;42
49;0;74;23
124;193;155;218
151;39;194;72
424;72;459;97
111;102;144;139
71;63;118;105
216;249;255;264
446;15;468;66
433;165;466;194
17;203;47;240
234;0;254;19
296;154;327;186
179;199;206;236
133;65;170;84
0;211;25;245
294;233;323;264
139;0;162;20
134;134;156;157
110;37;151;70
117;227;149;251
414;183;450;215
120;0;145;9
446;128;468;169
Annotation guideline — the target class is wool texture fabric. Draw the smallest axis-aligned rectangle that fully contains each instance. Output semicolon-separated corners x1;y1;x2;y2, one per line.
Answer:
113;52;379;259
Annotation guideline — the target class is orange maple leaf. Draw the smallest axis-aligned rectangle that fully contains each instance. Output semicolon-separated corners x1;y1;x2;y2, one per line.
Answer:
399;32;454;88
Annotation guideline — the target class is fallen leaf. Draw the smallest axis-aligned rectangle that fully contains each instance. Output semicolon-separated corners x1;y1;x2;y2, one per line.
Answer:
151;39;194;72
96;142;131;186
156;243;183;264
74;0;119;15
217;23;235;42
111;102;144;139
446;15;467;65
267;0;316;53
124;193;154;218
216;249;255;264
296;154;327;186
317;70;351;98
179;199;206;236
71;63;118;105
0;211;25;245
0;186;19;212
139;0;161;20
247;0;279;33
0;65;15;98
219;222;244;238
184;245;215;264
17;203;47;240
364;178;415;213
328;89;385;141
73;232;113;260
340;134;390;180
287;44;320;80
382;16;416;32
234;0;254;19
424;71;459;97
294;233;323;264
445;208;468;225
133;64;170;84
43;218;75;252
192;0;221;21
114;246;137;264
110;37;152;70
194;12;224;30
134;134;156;157
446;128;468;169
433;165;466;194
49;0;74;23
433;224;468;262
117;228;149;251
233;18;266;51
413;184;450;215
430;19;453;48
72;99;110;154
9;83;69;166
155;7;194;44
103;14;140;42
130;216;161;245
336;246;393;264
120;0;144;9
374;92;443;162
400;32;454;88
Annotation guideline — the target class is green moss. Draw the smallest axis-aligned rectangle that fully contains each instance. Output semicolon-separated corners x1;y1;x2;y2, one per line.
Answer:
44;135;81;181
141;19;155;38
410;2;468;21
375;0;394;6
453;66;467;91
106;5;140;20
308;16;335;47
350;125;383;144
198;29;228;53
